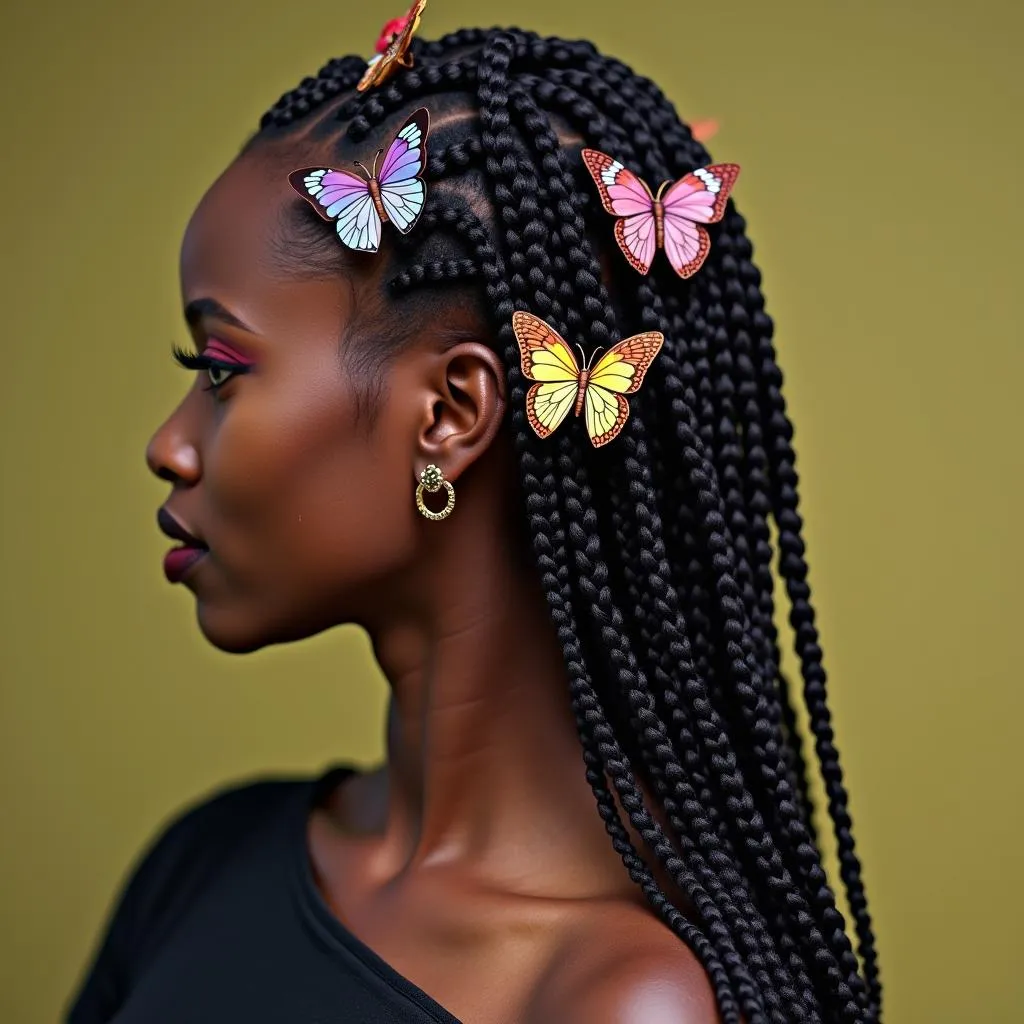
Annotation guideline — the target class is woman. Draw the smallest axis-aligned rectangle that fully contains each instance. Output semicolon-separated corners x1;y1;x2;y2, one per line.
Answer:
66;22;880;1024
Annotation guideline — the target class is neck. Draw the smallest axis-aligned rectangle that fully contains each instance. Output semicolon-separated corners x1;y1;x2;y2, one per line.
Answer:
356;460;629;896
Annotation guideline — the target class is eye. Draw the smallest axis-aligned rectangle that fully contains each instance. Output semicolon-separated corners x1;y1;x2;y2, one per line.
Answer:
172;345;252;395
206;363;238;389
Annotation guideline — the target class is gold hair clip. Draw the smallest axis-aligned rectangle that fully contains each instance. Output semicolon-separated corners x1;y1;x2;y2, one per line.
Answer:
358;0;427;92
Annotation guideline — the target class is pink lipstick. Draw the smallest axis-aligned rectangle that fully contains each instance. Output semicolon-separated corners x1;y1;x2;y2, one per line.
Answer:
163;545;207;583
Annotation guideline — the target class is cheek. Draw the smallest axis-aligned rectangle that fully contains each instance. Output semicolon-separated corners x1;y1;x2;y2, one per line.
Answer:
284;442;419;589
203;382;418;594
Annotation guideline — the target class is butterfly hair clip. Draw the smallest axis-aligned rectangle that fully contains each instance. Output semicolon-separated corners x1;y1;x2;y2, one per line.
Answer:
512;311;664;448
582;149;740;279
288;107;430;253
358;0;427;92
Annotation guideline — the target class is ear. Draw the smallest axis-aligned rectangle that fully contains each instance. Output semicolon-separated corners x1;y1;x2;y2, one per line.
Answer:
413;341;507;483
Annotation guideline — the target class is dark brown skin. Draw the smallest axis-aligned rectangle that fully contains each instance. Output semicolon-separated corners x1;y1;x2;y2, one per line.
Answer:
146;151;719;1024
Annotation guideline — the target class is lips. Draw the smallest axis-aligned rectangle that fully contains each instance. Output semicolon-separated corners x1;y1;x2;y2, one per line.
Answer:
157;507;208;583
157;507;204;547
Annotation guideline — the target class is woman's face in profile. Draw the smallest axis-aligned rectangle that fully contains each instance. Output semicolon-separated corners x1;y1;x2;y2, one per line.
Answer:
146;154;425;654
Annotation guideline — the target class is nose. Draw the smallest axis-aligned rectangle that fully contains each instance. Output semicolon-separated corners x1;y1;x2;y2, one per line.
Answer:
146;402;202;484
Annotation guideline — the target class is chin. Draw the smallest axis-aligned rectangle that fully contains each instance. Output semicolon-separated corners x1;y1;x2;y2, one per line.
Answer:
194;599;344;654
195;606;270;654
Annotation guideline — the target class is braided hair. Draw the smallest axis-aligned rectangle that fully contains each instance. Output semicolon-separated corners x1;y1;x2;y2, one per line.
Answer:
252;27;880;1024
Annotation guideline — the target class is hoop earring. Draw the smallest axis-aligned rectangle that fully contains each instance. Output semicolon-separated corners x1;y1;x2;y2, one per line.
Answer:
415;464;455;521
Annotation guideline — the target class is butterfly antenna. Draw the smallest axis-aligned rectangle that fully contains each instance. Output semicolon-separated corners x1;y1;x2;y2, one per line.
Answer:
578;344;605;370
655;180;671;200
352;160;370;181
371;149;383;178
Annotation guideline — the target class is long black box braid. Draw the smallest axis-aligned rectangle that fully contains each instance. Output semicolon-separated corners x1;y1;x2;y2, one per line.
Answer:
255;27;881;1024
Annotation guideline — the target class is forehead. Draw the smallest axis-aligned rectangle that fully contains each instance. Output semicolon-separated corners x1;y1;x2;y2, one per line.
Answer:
179;154;356;337
180;157;291;294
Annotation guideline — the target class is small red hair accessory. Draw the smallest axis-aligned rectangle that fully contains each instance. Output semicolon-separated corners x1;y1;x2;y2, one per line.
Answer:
691;119;719;143
375;14;412;53
358;0;427;92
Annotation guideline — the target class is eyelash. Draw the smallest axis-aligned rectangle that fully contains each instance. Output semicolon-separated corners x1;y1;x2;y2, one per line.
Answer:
172;345;252;392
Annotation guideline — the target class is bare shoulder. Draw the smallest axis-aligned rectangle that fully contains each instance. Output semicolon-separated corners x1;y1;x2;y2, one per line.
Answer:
525;901;720;1024
555;947;721;1024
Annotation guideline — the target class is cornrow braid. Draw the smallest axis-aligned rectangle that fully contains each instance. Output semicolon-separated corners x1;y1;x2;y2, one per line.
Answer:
260;56;367;129
254;25;880;1023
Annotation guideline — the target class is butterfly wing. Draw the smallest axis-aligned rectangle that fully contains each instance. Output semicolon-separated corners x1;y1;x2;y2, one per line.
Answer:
288;168;367;222
336;193;383;252
581;149;658;275
583;331;664;447
614;216;658;276
288;168;382;253
660;163;740;278
357;0;426;91
511;311;581;440
581;149;655;217
376;107;429;233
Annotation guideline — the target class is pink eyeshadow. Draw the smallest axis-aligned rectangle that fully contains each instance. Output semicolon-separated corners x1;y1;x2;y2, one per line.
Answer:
204;338;255;365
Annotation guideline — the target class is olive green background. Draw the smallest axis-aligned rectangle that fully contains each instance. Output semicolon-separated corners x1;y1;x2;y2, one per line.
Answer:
1;1;1020;1021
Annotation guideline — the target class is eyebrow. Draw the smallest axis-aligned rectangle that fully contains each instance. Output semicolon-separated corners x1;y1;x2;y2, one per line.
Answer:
183;297;255;333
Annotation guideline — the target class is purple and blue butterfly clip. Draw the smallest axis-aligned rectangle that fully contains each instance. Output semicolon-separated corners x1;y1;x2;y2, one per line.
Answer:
288;107;430;253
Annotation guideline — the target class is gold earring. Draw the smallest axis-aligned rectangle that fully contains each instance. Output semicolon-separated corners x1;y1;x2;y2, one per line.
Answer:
415;464;455;521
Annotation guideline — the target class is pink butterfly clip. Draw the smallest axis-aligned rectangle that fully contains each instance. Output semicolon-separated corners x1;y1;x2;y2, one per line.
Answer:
288;107;430;253
582;149;740;278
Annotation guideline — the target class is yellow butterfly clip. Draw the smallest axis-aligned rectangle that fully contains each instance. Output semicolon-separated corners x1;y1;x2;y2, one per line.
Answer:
357;0;427;93
512;311;664;448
